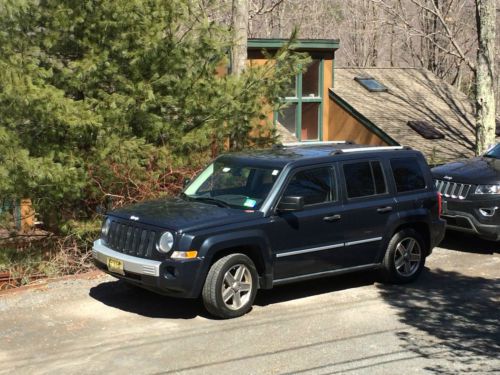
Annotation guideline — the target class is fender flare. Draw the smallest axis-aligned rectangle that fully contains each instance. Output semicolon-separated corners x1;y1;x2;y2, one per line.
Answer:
191;229;274;295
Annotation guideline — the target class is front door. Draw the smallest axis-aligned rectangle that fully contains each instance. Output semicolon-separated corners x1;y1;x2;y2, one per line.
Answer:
269;165;345;280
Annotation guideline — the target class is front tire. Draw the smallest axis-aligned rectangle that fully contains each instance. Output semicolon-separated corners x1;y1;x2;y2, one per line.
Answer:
202;253;258;319
382;229;426;284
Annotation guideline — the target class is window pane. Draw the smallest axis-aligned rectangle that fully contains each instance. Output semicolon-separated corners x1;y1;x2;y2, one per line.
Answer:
355;77;388;92
391;158;426;192
344;162;375;198
283;167;334;205
371;161;387;194
284;76;297;97
277;104;297;137
302;60;320;97
301;102;319;140
188;162;282;209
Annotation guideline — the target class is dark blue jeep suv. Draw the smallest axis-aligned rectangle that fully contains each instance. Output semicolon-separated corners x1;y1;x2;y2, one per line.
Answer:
93;143;445;318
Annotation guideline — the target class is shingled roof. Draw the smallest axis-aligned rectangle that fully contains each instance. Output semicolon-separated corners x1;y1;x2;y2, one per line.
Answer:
331;68;492;164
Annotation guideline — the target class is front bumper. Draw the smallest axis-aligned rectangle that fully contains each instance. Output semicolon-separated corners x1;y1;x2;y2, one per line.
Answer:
92;239;204;298
441;198;500;241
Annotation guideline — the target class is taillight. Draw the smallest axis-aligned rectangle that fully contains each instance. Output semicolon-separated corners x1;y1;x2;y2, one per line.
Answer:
437;192;442;217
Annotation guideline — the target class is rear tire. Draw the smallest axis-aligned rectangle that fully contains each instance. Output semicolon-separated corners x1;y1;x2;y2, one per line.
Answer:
202;253;258;319
382;228;426;284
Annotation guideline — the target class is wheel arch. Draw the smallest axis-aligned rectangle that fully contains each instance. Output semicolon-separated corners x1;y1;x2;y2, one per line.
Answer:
196;230;274;294
389;221;431;256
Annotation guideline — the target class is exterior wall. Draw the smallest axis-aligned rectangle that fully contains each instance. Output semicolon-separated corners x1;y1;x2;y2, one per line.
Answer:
248;57;334;142
1;198;35;232
327;100;388;146
322;59;333;140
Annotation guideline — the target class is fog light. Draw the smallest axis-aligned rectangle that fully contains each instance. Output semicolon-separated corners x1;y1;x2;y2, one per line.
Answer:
171;250;198;260
479;207;498;217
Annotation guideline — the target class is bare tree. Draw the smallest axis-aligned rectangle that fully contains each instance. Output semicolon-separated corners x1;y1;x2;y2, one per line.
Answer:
231;0;249;75
475;0;496;154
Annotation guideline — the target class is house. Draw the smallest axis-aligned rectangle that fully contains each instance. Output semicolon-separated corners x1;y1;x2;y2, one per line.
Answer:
329;67;492;164
248;39;339;143
248;39;498;164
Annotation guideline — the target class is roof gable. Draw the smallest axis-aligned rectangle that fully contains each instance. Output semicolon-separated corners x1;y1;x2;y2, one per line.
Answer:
332;68;481;164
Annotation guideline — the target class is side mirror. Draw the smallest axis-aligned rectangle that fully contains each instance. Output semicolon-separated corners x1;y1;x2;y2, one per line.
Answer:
277;196;304;212
183;178;191;187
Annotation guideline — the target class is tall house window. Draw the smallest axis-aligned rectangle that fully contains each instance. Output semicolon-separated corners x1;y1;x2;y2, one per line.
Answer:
276;60;323;141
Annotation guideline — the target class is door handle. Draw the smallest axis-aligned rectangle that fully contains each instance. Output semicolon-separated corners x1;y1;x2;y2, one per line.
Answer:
323;214;341;222
377;206;393;213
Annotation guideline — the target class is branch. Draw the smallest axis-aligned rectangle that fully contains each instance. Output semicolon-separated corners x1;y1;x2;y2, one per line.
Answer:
249;0;285;19
409;0;476;71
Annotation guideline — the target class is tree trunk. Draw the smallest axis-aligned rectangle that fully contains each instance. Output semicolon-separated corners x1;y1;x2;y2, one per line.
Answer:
475;0;496;155
231;0;248;76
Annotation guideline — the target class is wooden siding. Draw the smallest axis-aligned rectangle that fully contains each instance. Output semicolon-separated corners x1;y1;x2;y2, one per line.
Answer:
322;59;332;140
327;100;388;145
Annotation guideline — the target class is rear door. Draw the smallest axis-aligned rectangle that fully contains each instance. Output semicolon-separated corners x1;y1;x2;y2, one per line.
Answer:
339;159;396;266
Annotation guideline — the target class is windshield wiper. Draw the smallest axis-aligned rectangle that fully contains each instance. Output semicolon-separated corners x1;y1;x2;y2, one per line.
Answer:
189;196;231;208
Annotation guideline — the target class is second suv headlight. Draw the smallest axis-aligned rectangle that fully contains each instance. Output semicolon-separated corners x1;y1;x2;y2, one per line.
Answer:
475;184;500;195
158;232;174;253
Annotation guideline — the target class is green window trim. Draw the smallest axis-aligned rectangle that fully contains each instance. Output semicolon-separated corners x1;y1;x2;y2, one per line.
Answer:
275;59;324;142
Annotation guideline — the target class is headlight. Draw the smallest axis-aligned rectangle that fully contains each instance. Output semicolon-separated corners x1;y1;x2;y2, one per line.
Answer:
475;184;500;195
101;218;111;238
157;232;174;253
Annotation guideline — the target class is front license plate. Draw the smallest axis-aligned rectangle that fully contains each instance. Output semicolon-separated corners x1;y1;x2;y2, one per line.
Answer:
107;257;125;275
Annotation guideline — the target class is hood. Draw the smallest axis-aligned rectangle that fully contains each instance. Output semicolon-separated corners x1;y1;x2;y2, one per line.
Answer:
432;157;500;185
108;197;262;232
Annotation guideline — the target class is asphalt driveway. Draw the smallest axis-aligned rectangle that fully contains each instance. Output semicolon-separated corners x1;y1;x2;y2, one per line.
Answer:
0;232;499;374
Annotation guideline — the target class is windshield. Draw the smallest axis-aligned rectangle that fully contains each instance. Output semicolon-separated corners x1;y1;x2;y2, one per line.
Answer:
484;144;500;159
183;160;282;210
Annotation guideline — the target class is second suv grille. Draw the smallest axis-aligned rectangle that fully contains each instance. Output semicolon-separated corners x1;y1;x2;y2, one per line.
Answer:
105;220;158;258
434;179;472;200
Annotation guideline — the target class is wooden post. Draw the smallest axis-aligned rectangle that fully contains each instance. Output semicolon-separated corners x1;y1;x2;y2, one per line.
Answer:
20;199;35;233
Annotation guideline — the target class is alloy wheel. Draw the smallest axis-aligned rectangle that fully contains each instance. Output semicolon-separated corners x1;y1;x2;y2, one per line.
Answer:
221;264;253;310
393;237;422;277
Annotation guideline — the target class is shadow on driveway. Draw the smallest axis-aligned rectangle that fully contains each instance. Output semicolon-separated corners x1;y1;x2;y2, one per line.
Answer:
439;230;499;254
89;280;206;319
377;268;500;374
89;270;379;319
255;270;378;307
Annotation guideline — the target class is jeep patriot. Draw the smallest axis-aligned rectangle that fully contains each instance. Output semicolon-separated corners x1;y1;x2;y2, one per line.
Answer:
93;142;446;318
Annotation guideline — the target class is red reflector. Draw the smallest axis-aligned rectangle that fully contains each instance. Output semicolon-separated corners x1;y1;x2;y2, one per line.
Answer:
437;192;442;216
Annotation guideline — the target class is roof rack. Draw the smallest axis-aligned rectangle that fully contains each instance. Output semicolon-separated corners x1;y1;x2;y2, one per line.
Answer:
274;141;354;149
331;146;410;155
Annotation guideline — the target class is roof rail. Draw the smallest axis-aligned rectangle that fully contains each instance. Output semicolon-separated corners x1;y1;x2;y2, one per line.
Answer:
332;146;410;154
276;140;354;148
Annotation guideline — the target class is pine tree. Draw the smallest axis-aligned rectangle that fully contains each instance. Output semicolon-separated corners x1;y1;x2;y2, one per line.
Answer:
0;0;306;230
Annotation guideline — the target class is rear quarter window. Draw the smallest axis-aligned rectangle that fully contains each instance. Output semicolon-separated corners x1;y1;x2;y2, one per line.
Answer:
390;157;426;192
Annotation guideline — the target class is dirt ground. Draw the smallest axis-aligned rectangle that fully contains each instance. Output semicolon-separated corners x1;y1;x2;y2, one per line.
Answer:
0;231;498;374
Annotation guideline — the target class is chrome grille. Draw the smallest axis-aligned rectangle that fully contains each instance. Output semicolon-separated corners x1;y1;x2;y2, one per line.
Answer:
434;179;472;200
105;220;158;258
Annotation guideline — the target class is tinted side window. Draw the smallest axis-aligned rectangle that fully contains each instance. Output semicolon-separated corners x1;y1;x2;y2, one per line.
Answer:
282;167;335;205
391;158;426;192
344;161;387;198
371;161;387;194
